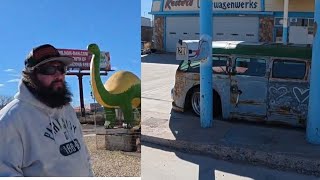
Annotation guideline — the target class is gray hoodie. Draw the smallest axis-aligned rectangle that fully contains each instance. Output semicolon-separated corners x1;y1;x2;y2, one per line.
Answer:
0;81;94;177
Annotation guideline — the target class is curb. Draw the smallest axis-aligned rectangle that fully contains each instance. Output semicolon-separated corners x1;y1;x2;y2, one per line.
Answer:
141;134;320;177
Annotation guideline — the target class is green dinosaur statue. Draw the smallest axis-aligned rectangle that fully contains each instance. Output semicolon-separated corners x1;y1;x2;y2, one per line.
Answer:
88;43;141;128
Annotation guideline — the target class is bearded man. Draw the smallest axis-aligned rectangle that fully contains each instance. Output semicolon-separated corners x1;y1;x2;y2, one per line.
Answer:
0;44;93;177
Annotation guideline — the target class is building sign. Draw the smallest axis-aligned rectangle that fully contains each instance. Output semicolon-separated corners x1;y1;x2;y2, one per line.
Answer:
165;0;194;10
210;0;259;10
163;0;261;11
58;49;111;71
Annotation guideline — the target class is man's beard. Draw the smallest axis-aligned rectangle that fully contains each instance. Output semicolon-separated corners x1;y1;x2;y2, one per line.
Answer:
24;78;73;108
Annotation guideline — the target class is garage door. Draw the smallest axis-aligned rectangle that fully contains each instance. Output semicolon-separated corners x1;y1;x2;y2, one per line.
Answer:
166;17;200;52
213;17;259;42
165;16;259;52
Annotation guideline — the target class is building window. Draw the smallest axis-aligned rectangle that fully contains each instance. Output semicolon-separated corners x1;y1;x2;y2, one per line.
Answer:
274;17;284;26
289;18;303;26
308;27;314;35
308;18;314;35
274;17;314;42
275;27;283;42
308;19;314;26
274;17;314;27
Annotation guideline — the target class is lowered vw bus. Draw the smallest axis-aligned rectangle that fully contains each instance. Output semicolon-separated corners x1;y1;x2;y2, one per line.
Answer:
171;41;312;127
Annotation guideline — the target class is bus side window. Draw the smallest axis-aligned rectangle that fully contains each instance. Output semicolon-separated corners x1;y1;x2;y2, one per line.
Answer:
212;56;229;74
235;57;266;77
272;60;306;79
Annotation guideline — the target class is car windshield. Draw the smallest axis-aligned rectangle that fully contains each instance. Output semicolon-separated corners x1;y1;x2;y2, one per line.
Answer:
179;60;200;71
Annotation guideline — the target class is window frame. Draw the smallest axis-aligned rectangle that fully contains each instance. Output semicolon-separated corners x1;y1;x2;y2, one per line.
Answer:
271;59;307;80
212;55;230;75
233;56;267;77
177;55;231;74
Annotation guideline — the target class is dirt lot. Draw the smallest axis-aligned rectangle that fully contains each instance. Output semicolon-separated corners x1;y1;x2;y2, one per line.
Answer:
84;135;141;177
80;112;141;177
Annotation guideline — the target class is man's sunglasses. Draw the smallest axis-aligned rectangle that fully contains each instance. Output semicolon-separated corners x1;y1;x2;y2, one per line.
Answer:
36;65;67;75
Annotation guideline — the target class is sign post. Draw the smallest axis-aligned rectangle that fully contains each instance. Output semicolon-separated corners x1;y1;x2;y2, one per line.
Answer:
282;0;289;45
200;0;213;128
307;0;320;144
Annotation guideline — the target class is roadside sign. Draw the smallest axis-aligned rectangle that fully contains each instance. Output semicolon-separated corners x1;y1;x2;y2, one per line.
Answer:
176;41;189;61
176;38;210;61
58;49;111;71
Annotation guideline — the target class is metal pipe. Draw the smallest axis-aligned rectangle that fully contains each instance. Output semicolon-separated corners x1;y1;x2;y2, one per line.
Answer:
78;74;86;117
282;0;289;45
200;0;213;128
307;0;320;144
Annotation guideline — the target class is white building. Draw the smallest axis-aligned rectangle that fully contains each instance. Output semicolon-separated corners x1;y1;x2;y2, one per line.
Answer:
150;0;315;52
85;103;103;112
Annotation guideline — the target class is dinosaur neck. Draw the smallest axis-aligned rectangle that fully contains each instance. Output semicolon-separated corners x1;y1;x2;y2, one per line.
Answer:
90;52;112;107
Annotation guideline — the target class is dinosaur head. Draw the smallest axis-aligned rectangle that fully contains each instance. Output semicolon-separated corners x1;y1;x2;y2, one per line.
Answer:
87;43;100;55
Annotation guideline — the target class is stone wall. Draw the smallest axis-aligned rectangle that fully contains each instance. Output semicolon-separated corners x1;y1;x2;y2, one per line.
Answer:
259;17;274;42
154;16;164;51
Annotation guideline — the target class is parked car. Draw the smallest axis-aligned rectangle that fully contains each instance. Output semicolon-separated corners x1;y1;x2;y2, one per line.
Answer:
171;41;312;127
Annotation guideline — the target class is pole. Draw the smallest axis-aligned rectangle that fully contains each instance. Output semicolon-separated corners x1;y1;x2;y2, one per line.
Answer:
200;0;213;128
307;0;320;144
78;74;86;117
94;98;98;150
282;0;289;45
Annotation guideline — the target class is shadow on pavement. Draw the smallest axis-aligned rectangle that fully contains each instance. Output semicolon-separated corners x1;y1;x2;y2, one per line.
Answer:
143;141;311;180
142;109;320;180
143;111;246;180
141;53;180;65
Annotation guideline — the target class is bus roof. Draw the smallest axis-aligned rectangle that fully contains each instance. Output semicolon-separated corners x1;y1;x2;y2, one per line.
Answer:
183;40;312;59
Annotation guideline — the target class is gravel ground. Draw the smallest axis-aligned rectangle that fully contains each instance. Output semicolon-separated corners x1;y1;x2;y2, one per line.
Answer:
84;136;141;177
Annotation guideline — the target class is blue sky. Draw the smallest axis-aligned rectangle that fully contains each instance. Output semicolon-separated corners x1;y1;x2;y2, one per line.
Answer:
141;0;153;19
0;0;141;107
